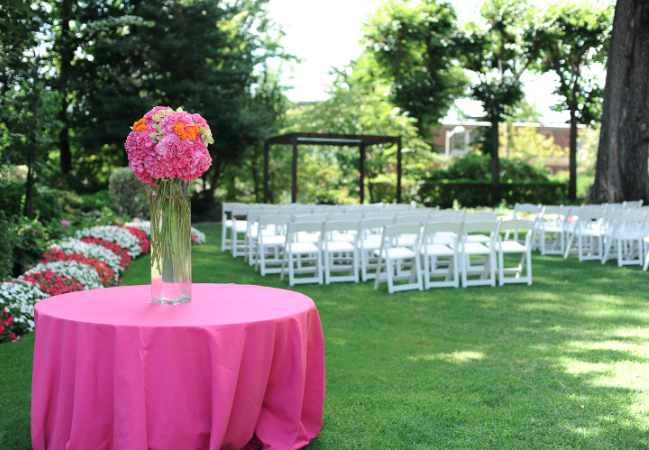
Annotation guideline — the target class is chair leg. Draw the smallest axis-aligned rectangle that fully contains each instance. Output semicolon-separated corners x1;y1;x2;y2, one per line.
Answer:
423;252;430;289
386;258;395;294
526;247;533;285
288;252;295;286
643;242;649;271
498;250;504;287
490;252;496;287
415;255;423;291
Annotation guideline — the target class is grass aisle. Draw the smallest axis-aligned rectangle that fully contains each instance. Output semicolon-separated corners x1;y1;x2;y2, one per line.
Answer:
2;224;649;449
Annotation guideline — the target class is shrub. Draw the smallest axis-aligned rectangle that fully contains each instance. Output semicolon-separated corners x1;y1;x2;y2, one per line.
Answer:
108;168;151;219
0;213;16;282
429;154;550;182
79;190;112;212
418;179;568;208
0;182;24;219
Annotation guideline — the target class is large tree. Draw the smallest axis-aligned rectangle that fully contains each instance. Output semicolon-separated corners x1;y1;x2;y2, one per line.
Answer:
461;0;540;202
532;2;612;201
361;0;467;137
589;0;649;203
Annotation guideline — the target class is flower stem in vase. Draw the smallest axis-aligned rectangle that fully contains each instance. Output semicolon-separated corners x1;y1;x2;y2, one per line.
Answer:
150;178;192;304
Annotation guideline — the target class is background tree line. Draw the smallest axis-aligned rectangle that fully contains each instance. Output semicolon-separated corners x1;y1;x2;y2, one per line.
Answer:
1;0;647;211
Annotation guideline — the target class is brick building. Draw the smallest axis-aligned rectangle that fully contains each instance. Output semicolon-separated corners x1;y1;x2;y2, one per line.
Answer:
433;120;586;174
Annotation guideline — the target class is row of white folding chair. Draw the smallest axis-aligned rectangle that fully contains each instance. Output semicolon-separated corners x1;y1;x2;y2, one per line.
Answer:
375;218;534;293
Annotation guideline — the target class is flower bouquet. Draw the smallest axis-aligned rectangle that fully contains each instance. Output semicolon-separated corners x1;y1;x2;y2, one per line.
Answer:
125;106;212;304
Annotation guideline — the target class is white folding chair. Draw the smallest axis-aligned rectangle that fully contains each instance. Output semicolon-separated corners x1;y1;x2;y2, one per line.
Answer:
512;203;542;249
244;210;280;265
221;202;247;252
256;216;290;275
374;223;424;293
358;218;393;281
623;200;643;209
643;237;649;271
602;210;647;266
322;220;359;284
459;220;499;288
497;219;533;286
563;210;605;261
419;221;462;289
280;221;323;286
231;206;256;257
539;206;569;255
464;212;498;244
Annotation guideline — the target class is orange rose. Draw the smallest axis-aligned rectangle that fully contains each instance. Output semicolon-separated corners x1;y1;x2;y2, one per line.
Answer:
132;118;147;132
174;122;188;139
187;124;200;141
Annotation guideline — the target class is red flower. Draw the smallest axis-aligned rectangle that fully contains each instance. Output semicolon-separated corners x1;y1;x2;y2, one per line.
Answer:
121;226;151;254
9;333;15;340
79;237;131;268
7;317;13;324
0;326;4;333
41;249;117;287
3;321;8;327
23;270;85;297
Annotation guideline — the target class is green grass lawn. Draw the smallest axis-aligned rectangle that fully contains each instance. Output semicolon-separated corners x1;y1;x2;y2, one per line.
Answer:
2;225;649;449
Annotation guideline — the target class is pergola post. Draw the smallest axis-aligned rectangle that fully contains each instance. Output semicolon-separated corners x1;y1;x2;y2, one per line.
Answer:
396;137;402;204
291;134;298;203
263;140;269;203
359;143;366;204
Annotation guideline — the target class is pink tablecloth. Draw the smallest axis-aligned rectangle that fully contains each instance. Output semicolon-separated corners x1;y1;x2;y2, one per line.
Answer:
31;284;325;450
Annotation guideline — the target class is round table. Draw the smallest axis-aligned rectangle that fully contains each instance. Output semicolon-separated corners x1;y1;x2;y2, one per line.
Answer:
31;284;325;450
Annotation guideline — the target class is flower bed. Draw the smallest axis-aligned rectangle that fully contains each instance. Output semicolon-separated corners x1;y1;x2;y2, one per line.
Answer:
1;223;205;342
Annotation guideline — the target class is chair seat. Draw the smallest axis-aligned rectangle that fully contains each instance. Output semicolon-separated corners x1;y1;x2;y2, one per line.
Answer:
460;242;491;255
421;244;454;257
575;228;601;237
497;241;527;253
296;232;320;243
332;233;356;242
287;242;319;254
360;236;383;250
540;224;563;233
396;234;418;246
233;221;248;232
430;235;455;245
466;235;490;243
324;241;355;252
375;247;416;259
260;235;285;246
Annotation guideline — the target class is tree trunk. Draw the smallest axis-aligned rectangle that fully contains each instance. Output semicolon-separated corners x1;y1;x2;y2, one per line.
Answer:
589;0;649;204
57;0;73;174
25;76;39;220
568;109;578;201
490;119;500;204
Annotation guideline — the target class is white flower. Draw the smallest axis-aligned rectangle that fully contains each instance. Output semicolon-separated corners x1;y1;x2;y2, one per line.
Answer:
23;261;104;291
75;225;142;258
0;281;49;332
52;238;123;275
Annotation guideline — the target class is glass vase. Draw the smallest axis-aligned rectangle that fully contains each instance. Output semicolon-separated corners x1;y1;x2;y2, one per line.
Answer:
150;178;192;304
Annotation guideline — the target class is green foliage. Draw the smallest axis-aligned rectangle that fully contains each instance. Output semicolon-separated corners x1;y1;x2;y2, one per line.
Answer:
0;181;24;219
9;217;49;277
108;168;150;219
0;213;16;282
31;187;61;222
419;179;567;208
530;2;612;127
79;190;112;212
428;154;550;182
361;0;467;134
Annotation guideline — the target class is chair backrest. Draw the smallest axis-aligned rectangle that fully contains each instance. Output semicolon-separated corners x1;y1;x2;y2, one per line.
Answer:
381;222;423;239
421;220;463;238
363;212;396;220
223;202;247;213
464;212;498;222
513;203;542;216
462;219;499;236
232;205;259;217
329;212;363;221
248;210;279;223
323;220;359;234
623;200;643;209
394;213;430;224
432;210;466;221
541;205;568;220
258;215;290;227
286;221;324;235
498;219;534;232
359;218;393;233
619;210;647;224
292;213;329;223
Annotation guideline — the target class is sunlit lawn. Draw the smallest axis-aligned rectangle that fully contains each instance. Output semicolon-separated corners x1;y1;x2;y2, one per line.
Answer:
2;224;649;449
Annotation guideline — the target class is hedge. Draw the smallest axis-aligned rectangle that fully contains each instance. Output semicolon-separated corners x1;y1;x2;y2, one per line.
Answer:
418;179;568;208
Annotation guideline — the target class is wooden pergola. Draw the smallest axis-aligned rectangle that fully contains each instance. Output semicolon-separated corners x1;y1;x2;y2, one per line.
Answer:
263;132;403;204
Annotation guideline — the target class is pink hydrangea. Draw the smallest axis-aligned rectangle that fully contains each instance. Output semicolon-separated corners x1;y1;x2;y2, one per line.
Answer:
124;107;212;186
